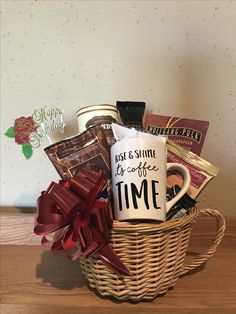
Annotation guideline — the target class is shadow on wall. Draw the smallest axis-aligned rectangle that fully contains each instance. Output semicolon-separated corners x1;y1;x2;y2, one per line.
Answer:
61;117;79;138
121;51;235;213
36;250;86;290
10;51;234;213
14;193;39;213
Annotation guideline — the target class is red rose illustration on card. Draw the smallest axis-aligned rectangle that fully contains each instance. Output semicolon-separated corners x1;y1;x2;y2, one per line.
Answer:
4;107;65;160
5;116;38;159
14;116;38;144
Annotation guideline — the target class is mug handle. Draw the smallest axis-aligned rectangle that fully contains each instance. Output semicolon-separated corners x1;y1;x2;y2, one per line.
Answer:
166;163;191;213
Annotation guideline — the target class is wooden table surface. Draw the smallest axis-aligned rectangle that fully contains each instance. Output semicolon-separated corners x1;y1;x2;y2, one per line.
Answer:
0;209;236;314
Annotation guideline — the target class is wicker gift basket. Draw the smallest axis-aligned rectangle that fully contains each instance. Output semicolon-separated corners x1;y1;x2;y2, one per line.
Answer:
80;207;225;301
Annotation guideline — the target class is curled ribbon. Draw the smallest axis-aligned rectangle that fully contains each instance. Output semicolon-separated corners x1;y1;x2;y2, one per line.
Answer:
34;168;131;276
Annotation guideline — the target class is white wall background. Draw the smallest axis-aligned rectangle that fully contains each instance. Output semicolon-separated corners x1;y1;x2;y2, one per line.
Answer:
1;0;236;215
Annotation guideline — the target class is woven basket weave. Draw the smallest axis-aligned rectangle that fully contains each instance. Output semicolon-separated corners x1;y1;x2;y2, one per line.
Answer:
80;208;225;301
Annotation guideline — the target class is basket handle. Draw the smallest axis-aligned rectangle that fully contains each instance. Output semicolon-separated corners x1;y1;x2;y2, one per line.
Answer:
180;208;226;276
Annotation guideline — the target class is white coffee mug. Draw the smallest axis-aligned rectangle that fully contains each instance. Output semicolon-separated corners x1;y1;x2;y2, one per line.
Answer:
110;136;191;221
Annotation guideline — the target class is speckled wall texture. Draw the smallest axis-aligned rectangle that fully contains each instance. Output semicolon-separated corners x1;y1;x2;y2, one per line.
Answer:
1;1;236;215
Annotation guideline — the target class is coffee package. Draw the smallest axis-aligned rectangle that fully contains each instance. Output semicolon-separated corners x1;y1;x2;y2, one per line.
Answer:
167;139;219;199
144;114;209;155
117;101;146;130
44;125;111;180
77;104;118;145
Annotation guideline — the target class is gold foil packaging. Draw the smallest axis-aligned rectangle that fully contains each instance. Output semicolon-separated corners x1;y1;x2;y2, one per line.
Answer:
167;139;219;199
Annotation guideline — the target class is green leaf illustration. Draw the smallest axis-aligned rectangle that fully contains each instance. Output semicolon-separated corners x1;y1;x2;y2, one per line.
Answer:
5;127;16;138
22;142;33;160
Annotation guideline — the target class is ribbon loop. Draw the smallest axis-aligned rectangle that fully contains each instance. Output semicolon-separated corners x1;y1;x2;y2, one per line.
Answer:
34;169;131;276
91;200;113;233
49;182;82;217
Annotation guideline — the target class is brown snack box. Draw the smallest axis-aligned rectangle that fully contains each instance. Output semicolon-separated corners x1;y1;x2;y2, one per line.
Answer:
44;125;111;180
144;113;209;156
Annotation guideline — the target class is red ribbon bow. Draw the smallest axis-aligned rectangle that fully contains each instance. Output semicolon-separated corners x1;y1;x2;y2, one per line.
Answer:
34;168;131;276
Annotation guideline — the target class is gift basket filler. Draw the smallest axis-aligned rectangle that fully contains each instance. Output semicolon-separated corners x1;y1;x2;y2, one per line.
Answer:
34;102;225;301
